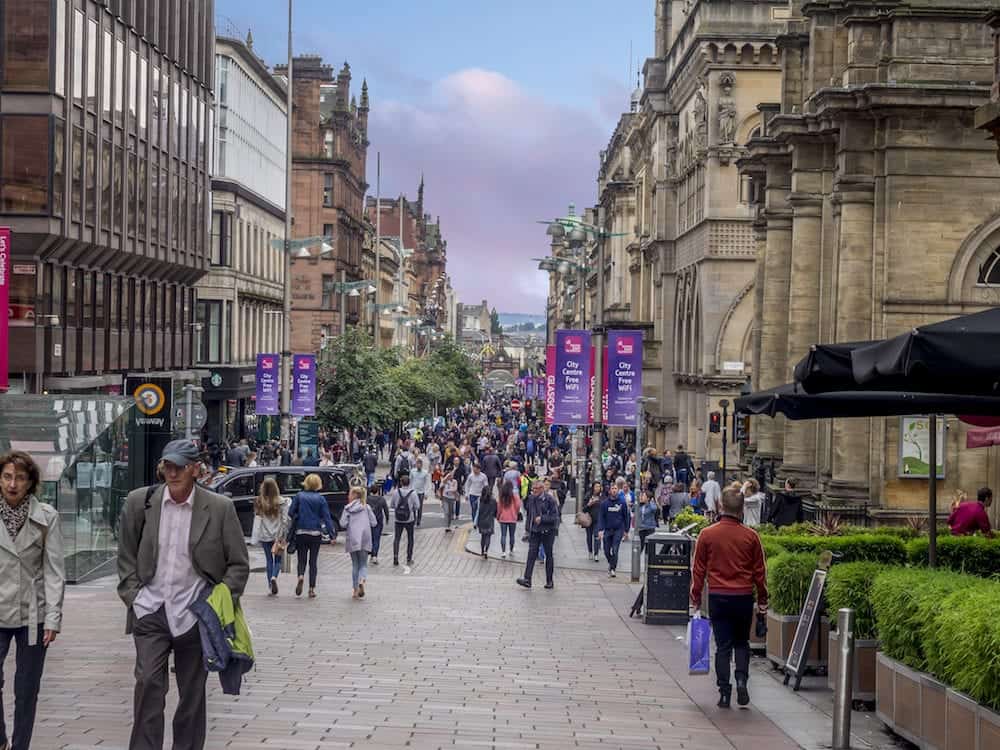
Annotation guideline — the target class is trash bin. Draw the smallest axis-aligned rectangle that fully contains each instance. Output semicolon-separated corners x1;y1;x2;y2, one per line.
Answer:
643;530;693;625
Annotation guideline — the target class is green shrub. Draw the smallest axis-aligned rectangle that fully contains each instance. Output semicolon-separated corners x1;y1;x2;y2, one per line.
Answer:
767;552;817;615
766;534;907;564
840;525;918;540
756;522;778;536
771;522;815;537
674;508;709;536
760;538;787;560
825;562;885;640
871;568;982;672
905;535;1000;578
925;582;1000;711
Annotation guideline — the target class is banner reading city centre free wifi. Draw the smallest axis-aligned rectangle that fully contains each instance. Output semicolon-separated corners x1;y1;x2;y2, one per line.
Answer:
552;330;593;426
605;330;643;427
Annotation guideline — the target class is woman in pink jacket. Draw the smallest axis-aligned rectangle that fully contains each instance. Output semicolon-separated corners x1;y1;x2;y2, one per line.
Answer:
495;480;522;559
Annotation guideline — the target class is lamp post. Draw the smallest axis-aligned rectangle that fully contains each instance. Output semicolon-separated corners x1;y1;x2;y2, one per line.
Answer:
631;396;656;582
719;398;730;485
329;278;376;335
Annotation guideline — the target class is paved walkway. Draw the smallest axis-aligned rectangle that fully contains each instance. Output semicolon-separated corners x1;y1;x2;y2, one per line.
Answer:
31;522;901;749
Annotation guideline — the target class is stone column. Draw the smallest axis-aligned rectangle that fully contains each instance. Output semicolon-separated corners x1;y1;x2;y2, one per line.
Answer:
828;182;875;503
781;141;825;489
755;158;793;460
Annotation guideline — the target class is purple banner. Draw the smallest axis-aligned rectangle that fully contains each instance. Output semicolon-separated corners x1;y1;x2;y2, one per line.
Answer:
291;354;316;417
606;330;643;426
536;376;544;400
256;353;280;415
553;330;592;426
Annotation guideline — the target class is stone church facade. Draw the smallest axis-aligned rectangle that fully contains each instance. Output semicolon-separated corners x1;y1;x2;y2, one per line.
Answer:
742;0;1000;519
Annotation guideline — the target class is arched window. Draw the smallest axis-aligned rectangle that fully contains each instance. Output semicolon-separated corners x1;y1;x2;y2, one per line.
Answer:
977;248;1000;285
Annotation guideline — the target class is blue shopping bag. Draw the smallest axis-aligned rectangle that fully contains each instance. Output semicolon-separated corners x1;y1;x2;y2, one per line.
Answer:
687;615;712;675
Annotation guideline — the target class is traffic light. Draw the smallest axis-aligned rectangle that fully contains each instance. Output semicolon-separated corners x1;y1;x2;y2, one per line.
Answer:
735;414;748;443
709;411;722;433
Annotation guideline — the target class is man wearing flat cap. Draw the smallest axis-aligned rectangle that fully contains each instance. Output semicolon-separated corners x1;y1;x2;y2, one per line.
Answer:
117;439;248;750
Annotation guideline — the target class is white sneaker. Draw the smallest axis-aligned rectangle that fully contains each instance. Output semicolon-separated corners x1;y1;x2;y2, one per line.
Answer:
593;554;600;562
501;551;507;559
610;569;617;578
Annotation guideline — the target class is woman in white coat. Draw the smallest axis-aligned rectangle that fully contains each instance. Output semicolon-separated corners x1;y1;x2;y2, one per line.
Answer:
0;450;65;750
339;487;377;599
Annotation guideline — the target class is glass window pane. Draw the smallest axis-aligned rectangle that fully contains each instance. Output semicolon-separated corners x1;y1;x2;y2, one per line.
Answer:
85;131;96;225
72;10;83;105
160;69;169;148
113;145;123;233
101;28;111;119
54;0;65;96
128;48;137;130
126;144;136;237
138;157;147;238
101;139;111;229
139;57;147;139
171;80;179;153
179;80;187;161
114;38;124;124
53;119;65;217
1;116;51;214
4;0;51;90
86;18;97;110
150;65;159;146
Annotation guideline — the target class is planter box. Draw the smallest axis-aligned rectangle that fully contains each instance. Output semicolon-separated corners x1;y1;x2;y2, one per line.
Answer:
875;652;1000;750
765;610;829;672
827;630;878;703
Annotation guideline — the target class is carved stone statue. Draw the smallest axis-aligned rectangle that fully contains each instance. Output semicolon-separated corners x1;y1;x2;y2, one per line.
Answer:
693;86;708;150
718;72;737;144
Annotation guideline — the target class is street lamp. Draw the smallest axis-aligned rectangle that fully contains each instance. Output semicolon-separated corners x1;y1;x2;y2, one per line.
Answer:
631;395;657;582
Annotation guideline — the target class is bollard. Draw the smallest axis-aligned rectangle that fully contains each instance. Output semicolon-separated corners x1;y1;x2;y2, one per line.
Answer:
832;608;856;750
631;533;641;583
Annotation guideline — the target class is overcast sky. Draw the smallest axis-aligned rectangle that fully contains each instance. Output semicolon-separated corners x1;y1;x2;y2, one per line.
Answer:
215;0;651;313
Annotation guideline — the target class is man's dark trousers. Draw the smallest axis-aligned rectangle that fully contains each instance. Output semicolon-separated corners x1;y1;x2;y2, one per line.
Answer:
523;531;555;585
394;521;415;562
130;606;207;750
0;625;47;750
708;593;754;688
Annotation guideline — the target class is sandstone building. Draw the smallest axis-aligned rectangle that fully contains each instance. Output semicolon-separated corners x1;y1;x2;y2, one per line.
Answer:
275;55;370;353
742;0;1000;519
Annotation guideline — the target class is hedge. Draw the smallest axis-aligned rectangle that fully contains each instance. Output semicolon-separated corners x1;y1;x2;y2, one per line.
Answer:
825;562;883;640
760;538;787;560
926;583;1000;711
839;525;919;540
760;534;907;565
767;552;816;615
674;508;710;536
905;535;1000;579
871;568;982;673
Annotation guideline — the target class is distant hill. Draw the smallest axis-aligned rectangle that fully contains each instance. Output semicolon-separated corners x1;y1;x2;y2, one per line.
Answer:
499;312;545;332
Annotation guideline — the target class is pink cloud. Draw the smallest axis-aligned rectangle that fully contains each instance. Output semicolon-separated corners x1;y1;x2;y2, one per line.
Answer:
368;68;619;314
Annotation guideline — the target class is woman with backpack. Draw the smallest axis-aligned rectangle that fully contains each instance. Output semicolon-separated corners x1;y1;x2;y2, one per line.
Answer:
340;486;378;599
289;473;336;599
250;477;290;595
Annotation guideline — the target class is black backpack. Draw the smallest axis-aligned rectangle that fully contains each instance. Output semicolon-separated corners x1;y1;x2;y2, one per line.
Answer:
395;453;410;479
395;490;414;523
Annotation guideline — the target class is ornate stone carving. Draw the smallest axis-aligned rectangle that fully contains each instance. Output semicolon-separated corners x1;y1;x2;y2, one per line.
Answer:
693;83;708;150
718;72;737;145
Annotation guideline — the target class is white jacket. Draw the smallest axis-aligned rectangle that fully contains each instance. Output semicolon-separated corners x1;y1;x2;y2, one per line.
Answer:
250;497;291;544
0;496;66;644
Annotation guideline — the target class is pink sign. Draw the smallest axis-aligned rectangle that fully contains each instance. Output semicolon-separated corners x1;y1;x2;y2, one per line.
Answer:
0;227;9;392
967;426;1000;449
545;345;555;424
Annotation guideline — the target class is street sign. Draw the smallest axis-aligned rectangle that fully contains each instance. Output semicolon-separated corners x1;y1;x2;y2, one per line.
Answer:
511;398;522;411
173;402;207;431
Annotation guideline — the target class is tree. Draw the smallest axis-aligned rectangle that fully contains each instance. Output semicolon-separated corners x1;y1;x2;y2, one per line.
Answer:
490;307;503;335
316;327;405;430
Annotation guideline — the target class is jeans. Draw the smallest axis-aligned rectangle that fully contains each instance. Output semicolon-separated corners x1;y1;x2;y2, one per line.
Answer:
603;527;624;570
443;496;455;528
523;531;555;585
296;534;323;588
350;550;369;589
394;522;415;562
454;498;461;519
709;593;755;688
366;472;375;487
638;528;654;548
417;493;426;525
468;495;480;523
260;542;282;585
371;520;384;557
585;522;600;554
0;626;47;750
500;522;517;552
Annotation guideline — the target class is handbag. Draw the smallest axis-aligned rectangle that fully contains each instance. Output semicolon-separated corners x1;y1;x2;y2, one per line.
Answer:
517;510;524;522
575;511;592;528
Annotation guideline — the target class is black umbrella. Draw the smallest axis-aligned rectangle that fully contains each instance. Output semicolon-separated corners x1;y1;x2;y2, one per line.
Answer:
793;342;874;394
736;382;1000;420
851;307;1000;396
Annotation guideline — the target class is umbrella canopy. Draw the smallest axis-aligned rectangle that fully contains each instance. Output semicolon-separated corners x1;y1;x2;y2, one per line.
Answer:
793;342;877;394
851;308;1000;396
735;382;1000;421
967;426;1000;449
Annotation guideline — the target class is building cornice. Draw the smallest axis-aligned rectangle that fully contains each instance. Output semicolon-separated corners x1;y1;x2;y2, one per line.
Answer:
210;178;286;222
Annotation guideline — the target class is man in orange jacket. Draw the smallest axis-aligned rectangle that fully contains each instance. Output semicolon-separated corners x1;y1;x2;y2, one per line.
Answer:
690;487;768;708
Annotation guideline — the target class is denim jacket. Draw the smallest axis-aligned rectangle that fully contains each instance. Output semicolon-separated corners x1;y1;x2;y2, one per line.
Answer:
289;491;334;535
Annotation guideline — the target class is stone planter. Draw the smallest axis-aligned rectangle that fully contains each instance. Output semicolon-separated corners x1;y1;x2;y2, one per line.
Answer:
827;630;878;703
875;652;1000;750
765;610;829;673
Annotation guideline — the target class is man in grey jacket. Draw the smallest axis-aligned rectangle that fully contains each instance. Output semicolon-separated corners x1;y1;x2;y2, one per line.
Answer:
117;439;249;750
389;473;421;566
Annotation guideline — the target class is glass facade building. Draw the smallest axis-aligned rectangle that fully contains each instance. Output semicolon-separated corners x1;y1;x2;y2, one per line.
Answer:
0;0;215;579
